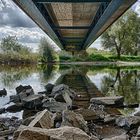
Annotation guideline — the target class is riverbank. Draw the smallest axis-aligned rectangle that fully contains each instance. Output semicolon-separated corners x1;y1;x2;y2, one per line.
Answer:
59;61;140;67
0;84;140;139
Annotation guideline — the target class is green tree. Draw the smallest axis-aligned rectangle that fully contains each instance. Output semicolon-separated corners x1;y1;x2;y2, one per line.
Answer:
0;36;21;53
39;38;56;63
102;10;140;58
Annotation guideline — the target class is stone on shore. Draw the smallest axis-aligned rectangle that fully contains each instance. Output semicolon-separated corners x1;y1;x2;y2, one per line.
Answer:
134;111;140;117
14;126;91;140
90;96;124;106
22;94;43;109
45;83;54;94
6;103;23;113
43;99;67;112
116;116;140;130
103;134;129;140
10;95;20;103
0;88;7;97
29;109;53;129
51;84;76;106
74;108;99;121
0;108;5;114
61;110;89;133
136;126;140;137
16;85;34;101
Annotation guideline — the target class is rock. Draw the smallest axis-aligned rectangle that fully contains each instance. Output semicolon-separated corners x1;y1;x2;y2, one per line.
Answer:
10;95;20;103
22;95;43;109
137;126;140;137
134;111;140;116
116;116;140;130
29;109;53;129
74;108;99;121
0;88;7;97
103;134;129;140
131;137;140;140
51;84;76;106
53;112;62;128
16;85;34;101
61;110;89;133
89;104;107;119
6;103;23;113
43;99;67;112
45;83;54;94
90;96;124;106
15;126;91;140
104;115;117;123
0;128;15;136
22;116;35;126
95;125;126;139
0;108;5;114
16;85;34;95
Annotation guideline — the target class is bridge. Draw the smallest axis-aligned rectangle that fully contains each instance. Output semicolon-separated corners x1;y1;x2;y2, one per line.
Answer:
13;0;137;53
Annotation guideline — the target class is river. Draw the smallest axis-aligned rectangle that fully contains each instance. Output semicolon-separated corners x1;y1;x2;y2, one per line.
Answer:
0;64;140;119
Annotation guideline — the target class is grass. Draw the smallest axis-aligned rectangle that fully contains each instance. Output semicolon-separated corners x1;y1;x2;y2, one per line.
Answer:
59;53;140;62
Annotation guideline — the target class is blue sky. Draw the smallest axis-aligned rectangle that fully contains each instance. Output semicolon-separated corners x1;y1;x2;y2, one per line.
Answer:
0;0;140;52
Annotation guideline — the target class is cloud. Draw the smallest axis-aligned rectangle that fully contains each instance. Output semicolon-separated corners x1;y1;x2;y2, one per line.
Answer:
0;0;36;28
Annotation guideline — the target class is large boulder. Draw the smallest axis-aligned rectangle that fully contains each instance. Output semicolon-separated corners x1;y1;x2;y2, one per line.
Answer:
6;103;23;113
14;126;91;140
74;108;99;121
10;95;20;103
116;116;140;130
90;96;124;106
51;84;76;106
22;95;43;109
16;85;34;101
61;110;89;133
43;98;67;112
45;83;54;94
29;109;53;129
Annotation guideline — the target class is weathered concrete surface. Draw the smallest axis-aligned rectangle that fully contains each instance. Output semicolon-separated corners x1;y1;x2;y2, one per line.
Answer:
61;110;89;133
90;96;124;106
15;126;91;140
29;109;53;129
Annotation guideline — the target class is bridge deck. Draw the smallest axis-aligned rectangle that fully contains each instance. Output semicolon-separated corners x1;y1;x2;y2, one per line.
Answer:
13;0;137;52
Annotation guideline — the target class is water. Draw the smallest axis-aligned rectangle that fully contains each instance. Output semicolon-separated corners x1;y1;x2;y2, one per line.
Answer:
0;64;140;119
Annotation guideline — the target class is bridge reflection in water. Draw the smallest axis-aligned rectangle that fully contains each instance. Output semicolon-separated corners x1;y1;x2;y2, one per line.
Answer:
56;67;105;108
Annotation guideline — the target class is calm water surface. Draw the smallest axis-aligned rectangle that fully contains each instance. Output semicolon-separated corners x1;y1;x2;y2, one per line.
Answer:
0;64;140;119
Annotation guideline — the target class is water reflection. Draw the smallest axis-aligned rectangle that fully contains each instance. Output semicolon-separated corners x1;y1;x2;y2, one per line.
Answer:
0;64;139;118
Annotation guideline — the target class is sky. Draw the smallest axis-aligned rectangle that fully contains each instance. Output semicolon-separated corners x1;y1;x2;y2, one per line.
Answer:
0;0;140;52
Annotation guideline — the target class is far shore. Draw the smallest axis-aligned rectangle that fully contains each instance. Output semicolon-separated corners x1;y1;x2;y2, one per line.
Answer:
58;61;140;66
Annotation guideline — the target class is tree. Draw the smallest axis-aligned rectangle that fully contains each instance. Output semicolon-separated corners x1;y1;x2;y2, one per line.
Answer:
39;38;56;63
102;10;140;58
0;36;21;53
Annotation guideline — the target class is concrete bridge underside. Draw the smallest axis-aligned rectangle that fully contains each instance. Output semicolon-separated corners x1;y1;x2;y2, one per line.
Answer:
13;0;136;52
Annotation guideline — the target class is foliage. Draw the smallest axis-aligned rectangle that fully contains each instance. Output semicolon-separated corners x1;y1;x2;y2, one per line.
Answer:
101;10;140;58
0;36;38;64
38;38;57;63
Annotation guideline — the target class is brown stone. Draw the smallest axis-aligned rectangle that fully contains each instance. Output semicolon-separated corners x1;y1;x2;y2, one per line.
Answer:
74;108;99;121
61;110;89;133
16;126;91;140
29;109;53;129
